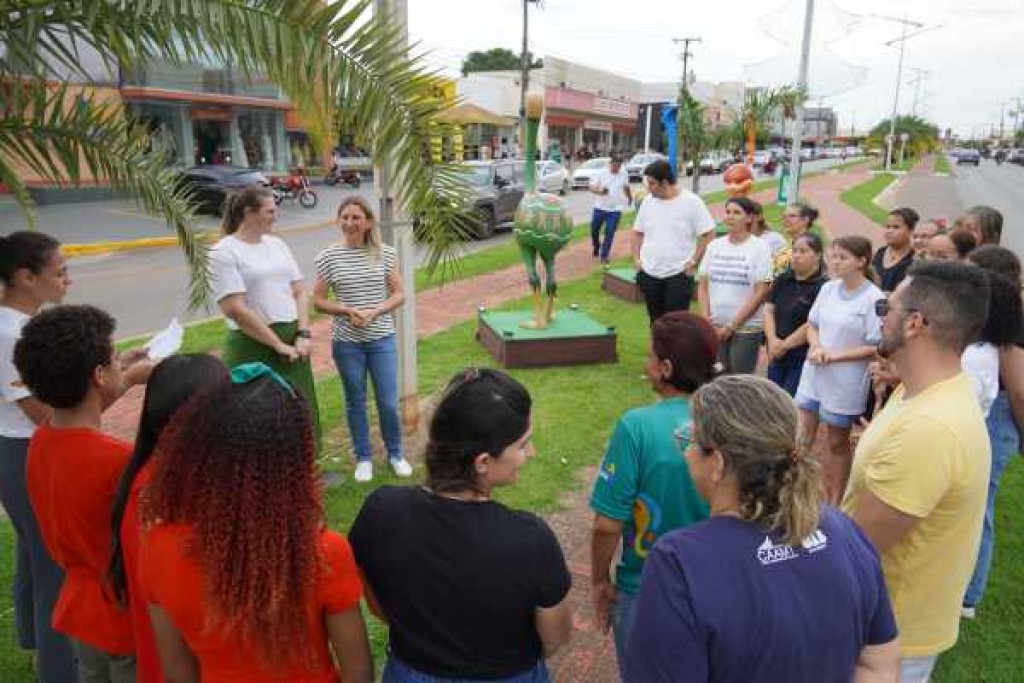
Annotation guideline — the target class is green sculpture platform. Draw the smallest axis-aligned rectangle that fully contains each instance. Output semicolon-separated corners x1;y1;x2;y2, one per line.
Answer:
477;309;618;369
601;267;643;303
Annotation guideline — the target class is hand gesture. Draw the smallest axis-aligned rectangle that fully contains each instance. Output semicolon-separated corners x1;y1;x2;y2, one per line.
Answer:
276;343;300;363
294;336;312;359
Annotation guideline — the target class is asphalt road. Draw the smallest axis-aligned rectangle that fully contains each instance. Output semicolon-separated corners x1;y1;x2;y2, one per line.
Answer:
47;159;849;339
950;159;1024;257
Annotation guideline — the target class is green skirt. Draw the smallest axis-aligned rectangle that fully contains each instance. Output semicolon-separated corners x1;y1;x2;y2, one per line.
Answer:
222;321;322;444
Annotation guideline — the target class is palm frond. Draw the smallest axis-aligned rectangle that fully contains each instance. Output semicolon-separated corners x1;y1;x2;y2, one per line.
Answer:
0;80;210;308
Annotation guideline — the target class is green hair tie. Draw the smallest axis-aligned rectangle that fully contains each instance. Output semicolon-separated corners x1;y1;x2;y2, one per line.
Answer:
230;362;297;397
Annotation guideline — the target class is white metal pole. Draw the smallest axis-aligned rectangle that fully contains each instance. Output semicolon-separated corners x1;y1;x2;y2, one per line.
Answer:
644;105;652;153
788;0;815;204
885;20;908;172
373;0;418;431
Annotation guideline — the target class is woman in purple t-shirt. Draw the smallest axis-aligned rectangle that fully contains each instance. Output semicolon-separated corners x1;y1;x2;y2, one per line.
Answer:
626;375;900;683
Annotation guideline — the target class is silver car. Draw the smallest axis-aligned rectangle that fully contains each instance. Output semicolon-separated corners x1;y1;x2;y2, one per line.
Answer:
625;153;666;181
571;157;611;189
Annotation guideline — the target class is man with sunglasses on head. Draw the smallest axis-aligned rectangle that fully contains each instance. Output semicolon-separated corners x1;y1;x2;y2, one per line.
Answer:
842;262;991;683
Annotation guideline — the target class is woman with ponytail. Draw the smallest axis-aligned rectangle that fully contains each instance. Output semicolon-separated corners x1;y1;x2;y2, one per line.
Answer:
625;375;900;683
210;185;321;442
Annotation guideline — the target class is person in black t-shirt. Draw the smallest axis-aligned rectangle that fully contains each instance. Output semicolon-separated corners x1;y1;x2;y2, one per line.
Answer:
764;233;827;396
872;208;918;292
349;368;571;683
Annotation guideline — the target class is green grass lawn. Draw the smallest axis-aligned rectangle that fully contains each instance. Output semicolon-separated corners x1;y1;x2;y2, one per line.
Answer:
935;154;951;175
3;266;1022;679
840;173;896;226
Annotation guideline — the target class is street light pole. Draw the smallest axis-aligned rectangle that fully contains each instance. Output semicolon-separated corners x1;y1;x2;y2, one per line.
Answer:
672;36;701;191
787;0;815;205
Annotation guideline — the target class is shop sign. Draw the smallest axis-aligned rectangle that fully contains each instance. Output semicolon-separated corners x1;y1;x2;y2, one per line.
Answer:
583;119;613;132
593;97;631;117
190;106;233;122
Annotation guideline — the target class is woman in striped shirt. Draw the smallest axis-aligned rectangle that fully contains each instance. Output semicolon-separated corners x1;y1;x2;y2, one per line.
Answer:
314;197;412;483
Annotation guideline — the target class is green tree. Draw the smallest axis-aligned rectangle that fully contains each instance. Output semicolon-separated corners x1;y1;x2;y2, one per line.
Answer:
867;115;941;161
677;89;738;193
1;0;471;307
461;48;542;76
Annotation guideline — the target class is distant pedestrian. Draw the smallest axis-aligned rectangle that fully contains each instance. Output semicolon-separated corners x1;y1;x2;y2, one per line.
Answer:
873;208;918;292
632;160;716;323
14;304;155;682
764;233;827;396
796;236;883;502
0;232;77;681
697;197;773;374
139;364;373;682
210;185;321;442
350;368;571;682
107;354;229;683
313;196;411;483
588;154;632;265
589;312;718;680
843;262;990;681
626;376;900;683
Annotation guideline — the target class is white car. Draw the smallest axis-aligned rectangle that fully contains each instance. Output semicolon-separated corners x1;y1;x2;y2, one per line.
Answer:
537;161;569;195
571;157;611;189
625;152;666;181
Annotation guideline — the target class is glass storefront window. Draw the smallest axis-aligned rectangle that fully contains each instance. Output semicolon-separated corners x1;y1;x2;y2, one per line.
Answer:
236;109;285;171
126;102;190;167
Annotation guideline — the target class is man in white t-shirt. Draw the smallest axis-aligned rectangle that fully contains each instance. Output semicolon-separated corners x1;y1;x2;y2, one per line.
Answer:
589;155;633;265
631;159;716;323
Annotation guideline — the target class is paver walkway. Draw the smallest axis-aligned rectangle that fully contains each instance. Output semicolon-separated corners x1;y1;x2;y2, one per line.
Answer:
97;164;879;682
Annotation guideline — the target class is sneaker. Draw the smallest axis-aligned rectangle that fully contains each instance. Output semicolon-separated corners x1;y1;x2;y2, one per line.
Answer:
354;461;373;483
389;457;413;477
961;605;976;619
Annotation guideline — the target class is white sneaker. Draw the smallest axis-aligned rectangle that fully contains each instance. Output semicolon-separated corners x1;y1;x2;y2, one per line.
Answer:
354;461;373;482
389;458;413;477
961;605;976;619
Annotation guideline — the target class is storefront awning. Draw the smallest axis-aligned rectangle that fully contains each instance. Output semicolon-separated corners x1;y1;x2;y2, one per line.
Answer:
436;103;517;127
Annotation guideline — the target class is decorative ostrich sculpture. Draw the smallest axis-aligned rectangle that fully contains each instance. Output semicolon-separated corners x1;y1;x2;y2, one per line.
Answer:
514;93;574;329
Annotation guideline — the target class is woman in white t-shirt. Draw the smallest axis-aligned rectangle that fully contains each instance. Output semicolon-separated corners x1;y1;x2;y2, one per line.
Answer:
751;203;787;259
0;232;77;679
697;197;773;374
796;236;884;503
210;186;320;441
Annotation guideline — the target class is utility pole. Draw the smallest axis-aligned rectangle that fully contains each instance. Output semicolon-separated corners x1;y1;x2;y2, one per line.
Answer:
907;67;929;118
870;14;940;171
372;0;419;431
672;37;701;191
519;0;540;158
787;0;815;205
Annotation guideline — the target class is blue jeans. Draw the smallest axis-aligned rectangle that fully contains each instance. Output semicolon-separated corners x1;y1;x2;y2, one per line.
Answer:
612;590;638;683
332;335;402;462
767;347;808;397
590;209;622;261
383;652;549;682
0;436;77;682
964;390;1019;607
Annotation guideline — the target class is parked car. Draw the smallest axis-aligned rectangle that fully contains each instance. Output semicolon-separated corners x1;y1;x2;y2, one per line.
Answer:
175;165;270;215
625;152;666;181
537;160;570;195
699;150;732;175
572;157;611;189
957;149;981;166
1007;148;1024;165
456;160;525;238
752;150;774;168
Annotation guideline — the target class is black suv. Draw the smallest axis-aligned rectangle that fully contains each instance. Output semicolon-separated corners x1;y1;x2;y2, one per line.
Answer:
460;160;526;238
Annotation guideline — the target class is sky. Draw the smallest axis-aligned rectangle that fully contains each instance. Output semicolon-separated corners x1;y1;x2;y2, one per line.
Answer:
406;0;1024;139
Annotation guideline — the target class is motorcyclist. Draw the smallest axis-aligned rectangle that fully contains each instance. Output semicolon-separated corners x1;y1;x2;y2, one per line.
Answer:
995;148;1006;164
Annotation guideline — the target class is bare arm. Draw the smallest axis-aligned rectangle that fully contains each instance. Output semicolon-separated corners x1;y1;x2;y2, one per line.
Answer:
688;231;714;275
853;639;901;683
312;276;355;317
826;345;879;364
292;280;310;330
728;282;771;330
15;396;52;425
534;600;571;657
763;302;779;342
376;267;406;316
848;489;920;553
631;230;644;271
590;515;623;633
326;607;374;683
149;604;199;683
356;570;388;625
218;293;293;357
696;276;710;319
781;322;810;350
999;345;1024;434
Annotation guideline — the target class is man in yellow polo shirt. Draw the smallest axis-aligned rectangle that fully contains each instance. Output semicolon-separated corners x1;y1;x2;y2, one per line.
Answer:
843;261;991;683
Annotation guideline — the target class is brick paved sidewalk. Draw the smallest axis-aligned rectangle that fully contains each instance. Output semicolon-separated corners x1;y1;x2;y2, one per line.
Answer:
96;165;880;682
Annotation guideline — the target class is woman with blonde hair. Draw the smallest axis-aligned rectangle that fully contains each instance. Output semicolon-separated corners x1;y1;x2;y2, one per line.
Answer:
625;375;900;683
314;196;410;482
210;185;321;440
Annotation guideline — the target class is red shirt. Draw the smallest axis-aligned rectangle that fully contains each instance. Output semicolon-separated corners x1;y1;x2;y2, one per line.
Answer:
139;525;362;682
122;463;162;682
26;423;134;653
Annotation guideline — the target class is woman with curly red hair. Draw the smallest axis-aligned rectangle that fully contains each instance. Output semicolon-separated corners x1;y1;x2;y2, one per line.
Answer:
138;364;372;682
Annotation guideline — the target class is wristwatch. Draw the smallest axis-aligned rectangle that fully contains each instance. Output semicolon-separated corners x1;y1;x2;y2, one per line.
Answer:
296;329;312;339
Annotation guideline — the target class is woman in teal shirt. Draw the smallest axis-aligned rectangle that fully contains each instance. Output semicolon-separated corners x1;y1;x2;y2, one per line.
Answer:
589;311;719;681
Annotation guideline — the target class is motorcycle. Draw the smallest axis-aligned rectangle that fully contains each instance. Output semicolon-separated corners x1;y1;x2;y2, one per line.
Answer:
270;169;317;209
325;164;362;188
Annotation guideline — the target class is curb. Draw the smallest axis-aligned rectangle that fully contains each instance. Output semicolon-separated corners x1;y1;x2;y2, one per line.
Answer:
873;174;905;211
62;218;335;258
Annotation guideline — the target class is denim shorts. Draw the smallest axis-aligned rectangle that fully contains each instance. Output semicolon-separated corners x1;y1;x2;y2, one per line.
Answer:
794;395;859;429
